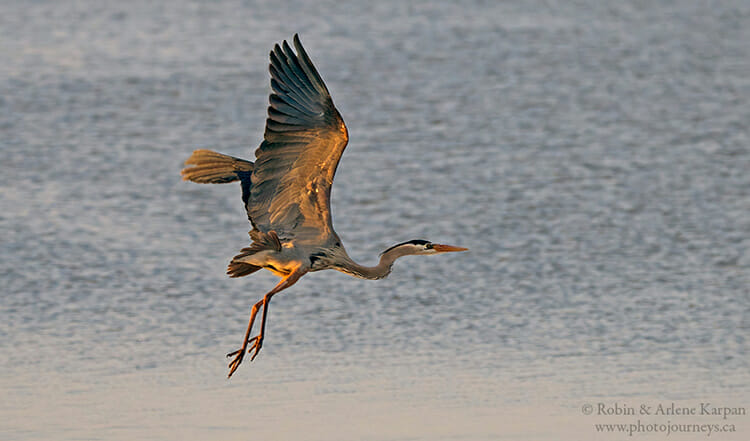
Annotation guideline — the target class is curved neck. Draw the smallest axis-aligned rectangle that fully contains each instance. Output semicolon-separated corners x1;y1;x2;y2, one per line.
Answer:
336;246;410;280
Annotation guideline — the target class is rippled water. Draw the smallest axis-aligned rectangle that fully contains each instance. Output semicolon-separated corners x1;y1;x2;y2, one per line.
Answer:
2;1;749;440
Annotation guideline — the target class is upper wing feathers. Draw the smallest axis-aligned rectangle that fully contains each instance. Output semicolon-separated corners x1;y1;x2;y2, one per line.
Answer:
247;34;349;243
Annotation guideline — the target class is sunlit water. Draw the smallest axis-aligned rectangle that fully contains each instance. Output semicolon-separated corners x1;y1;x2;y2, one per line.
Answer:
1;1;749;440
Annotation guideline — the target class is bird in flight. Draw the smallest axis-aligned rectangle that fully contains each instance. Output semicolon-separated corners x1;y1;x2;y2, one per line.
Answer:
181;34;468;378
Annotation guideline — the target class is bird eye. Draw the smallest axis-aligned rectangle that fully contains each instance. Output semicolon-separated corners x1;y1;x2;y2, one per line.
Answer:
425;243;433;249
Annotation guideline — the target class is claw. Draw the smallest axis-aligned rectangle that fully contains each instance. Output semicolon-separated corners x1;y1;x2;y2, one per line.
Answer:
249;341;262;361
227;352;243;378
226;336;261;378
248;337;262;361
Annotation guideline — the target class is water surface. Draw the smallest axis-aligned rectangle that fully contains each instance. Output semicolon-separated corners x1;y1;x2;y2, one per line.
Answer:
1;1;749;440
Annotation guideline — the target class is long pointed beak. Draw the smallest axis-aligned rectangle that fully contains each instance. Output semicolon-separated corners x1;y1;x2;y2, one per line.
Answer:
432;244;469;253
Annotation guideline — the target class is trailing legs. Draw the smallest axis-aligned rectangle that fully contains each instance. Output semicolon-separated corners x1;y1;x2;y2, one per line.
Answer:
226;269;306;378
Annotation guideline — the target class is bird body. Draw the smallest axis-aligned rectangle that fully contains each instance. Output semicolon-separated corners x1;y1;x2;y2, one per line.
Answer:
182;35;467;377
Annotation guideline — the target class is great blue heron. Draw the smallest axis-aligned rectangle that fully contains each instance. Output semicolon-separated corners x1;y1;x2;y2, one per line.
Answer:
181;34;468;378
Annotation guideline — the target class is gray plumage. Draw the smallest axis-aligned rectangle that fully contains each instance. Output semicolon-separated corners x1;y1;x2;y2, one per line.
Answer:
181;34;467;378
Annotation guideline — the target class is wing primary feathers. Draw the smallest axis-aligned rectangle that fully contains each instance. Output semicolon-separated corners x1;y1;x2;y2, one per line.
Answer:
268;106;310;126
270;49;307;101
268;93;299;113
269;60;316;112
269;68;291;93
293;34;328;94
281;40;319;101
269;94;306;118
271;45;319;108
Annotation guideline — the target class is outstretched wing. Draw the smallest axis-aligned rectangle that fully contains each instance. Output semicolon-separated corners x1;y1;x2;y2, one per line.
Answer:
248;34;348;244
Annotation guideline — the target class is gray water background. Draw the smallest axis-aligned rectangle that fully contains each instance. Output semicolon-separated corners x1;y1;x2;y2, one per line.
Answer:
1;1;749;440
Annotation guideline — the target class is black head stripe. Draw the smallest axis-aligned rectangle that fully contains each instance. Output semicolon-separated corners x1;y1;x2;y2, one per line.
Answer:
381;239;430;255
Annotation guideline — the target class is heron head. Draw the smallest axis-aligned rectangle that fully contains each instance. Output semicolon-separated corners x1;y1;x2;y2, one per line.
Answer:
382;239;468;256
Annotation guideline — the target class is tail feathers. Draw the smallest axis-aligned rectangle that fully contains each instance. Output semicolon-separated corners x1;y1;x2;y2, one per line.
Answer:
181;149;254;184
227;261;262;278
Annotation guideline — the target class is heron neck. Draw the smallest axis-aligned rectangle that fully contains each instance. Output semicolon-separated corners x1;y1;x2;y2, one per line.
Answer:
337;247;408;280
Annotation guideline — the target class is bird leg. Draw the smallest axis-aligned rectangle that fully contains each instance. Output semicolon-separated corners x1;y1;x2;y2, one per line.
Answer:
226;298;263;376
226;268;306;378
